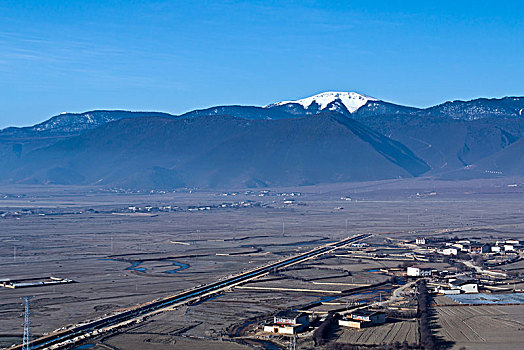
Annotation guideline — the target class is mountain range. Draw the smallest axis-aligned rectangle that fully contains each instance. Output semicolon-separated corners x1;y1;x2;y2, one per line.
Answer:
1;92;523;188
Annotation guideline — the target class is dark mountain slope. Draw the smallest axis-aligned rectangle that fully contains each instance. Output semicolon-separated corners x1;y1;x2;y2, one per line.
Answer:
1;110;175;137
330;114;429;176
2;93;523;187
469;138;524;176
184;113;429;187
179;105;296;120
8;116;248;185
352;100;421;118
8;113;429;188
359;115;523;173
0;110;176;177
425;97;524;120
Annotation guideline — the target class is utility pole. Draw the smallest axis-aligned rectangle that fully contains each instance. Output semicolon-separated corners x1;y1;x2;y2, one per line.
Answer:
289;334;296;350
21;296;33;350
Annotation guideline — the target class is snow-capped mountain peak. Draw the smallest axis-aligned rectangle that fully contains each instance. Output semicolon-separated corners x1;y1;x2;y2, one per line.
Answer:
265;91;377;113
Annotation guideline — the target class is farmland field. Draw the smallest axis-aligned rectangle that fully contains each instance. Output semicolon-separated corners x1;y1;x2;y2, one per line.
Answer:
433;297;524;349
1;178;523;349
333;320;419;346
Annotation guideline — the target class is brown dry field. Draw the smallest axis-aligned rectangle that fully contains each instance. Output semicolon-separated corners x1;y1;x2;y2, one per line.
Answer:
103;333;250;350
333;319;419;345
433;296;524;350
1;177;523;349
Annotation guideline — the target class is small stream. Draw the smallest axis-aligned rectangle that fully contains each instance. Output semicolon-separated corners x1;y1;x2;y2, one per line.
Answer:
163;260;190;273
100;258;190;274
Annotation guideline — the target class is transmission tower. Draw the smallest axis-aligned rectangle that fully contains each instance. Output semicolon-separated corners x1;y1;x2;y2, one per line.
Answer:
21;296;33;350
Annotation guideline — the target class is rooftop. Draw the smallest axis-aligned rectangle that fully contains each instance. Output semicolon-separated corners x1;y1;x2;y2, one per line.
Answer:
351;309;385;317
275;310;303;319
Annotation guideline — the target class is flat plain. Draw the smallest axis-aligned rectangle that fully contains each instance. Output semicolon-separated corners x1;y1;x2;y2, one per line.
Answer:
1;177;523;349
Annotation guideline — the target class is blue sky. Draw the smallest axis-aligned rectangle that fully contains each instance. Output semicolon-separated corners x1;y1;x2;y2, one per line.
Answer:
1;0;523;127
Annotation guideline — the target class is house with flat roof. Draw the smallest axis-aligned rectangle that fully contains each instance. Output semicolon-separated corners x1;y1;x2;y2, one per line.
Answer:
441;248;458;256
407;266;433;277
416;237;427;245
339;309;386;329
450;278;479;293
468;243;490;254
263;311;309;335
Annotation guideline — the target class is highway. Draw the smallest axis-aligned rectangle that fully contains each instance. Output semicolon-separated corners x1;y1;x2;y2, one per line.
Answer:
13;233;371;350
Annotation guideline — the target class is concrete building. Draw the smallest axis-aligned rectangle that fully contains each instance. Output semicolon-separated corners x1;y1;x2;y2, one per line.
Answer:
504;244;515;252
264;311;309;335
441;248;458;256
469;244;490;254
407;266;433;277
452;243;468;251
491;245;502;253
457;240;471;245
451;279;479;293
505;239;520;245
437;287;461;295
416;237;426;245
273;311;310;327
339;310;386;328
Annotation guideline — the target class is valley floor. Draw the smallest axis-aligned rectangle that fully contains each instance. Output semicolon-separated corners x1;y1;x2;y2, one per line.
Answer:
0;177;523;349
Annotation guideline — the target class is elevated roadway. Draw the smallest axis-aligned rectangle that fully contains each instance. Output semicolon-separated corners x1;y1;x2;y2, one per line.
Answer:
11;233;371;349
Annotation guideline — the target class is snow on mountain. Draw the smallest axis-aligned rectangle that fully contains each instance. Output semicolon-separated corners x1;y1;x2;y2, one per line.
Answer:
266;91;377;113
0;110;175;137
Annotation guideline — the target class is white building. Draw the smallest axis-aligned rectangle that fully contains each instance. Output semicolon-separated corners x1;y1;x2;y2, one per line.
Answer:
506;239;520;245
339;310;386;328
441;248;458;256
491;246;502;253
450;279;479;293
264;311;309;335
351;242;368;248
452;243;467;251
437;287;461;295
407;266;433;277
263;324;297;335
416;237;426;245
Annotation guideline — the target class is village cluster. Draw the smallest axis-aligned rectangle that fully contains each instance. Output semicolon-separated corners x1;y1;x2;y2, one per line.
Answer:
253;233;523;349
